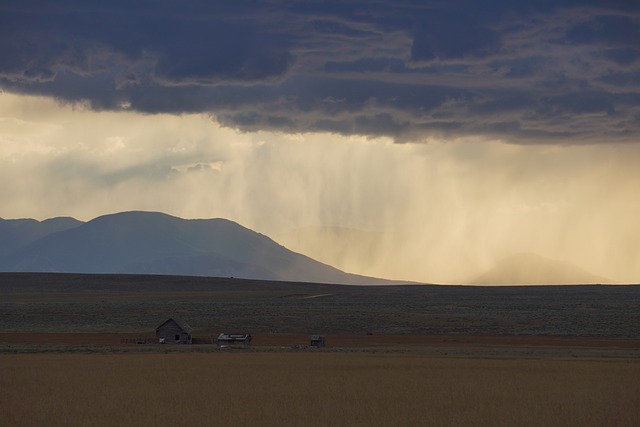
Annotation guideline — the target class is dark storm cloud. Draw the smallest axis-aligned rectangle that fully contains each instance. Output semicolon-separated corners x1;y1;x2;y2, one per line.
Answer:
410;10;501;61
1;0;639;143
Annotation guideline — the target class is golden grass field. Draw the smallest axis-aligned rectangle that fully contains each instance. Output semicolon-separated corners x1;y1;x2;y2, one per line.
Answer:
1;352;639;427
1;274;639;426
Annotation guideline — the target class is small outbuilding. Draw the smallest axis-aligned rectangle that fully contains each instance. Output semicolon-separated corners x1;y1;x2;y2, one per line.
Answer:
217;333;252;346
310;335;326;348
156;317;193;344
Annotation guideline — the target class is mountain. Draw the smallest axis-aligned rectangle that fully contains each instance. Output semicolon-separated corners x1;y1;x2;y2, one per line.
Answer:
0;211;392;284
0;217;83;257
469;252;609;285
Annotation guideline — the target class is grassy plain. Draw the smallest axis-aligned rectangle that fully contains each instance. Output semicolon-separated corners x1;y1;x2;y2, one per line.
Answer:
1;352;638;427
1;273;639;426
1;273;639;338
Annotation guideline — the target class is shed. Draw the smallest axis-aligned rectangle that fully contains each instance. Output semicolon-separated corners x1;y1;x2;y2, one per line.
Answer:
156;317;193;344
310;335;326;348
217;333;252;346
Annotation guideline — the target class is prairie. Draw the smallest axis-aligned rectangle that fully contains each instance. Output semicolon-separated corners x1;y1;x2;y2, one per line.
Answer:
1;352;639;427
1;273;639;338
1;273;639;426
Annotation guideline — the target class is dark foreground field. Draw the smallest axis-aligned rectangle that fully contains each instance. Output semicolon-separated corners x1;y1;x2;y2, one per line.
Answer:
1;272;639;338
1;273;639;426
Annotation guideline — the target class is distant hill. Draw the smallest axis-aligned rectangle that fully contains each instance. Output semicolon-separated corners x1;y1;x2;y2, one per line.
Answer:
469;253;609;285
0;211;393;285
0;217;83;257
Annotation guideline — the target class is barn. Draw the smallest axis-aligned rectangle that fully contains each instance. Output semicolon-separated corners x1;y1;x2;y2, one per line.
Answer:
156;317;193;344
216;333;252;346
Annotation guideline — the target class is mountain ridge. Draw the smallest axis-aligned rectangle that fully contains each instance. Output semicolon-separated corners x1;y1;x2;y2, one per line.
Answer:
0;216;84;257
0;211;397;285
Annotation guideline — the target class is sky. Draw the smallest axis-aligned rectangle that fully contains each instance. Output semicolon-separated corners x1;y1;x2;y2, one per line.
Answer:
1;0;639;284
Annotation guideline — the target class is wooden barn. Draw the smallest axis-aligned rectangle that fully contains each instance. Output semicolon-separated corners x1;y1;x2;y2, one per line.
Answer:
310;335;326;348
216;333;252;346
156;317;193;344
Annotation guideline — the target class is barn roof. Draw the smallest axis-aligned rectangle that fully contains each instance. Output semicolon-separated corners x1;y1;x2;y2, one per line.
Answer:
156;317;193;333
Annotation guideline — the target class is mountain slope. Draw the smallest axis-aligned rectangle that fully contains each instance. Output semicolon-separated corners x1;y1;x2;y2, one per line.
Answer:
0;217;83;257
469;253;609;285
0;211;391;284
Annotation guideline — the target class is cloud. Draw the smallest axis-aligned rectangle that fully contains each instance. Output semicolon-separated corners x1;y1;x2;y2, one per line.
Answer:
0;1;639;143
410;10;501;61
2;93;640;283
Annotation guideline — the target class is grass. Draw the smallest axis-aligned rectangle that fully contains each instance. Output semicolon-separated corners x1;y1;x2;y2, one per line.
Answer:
1;274;639;426
1;353;639;427
1;273;639;337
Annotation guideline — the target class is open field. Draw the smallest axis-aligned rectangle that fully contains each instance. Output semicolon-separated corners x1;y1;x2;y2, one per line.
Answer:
1;352;639;427
1;273;639;338
1;273;639;426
